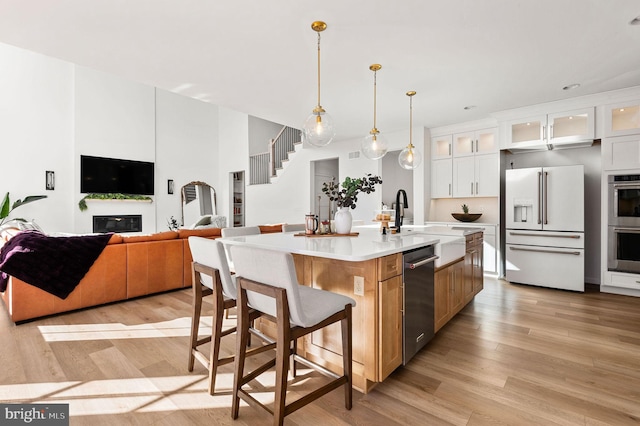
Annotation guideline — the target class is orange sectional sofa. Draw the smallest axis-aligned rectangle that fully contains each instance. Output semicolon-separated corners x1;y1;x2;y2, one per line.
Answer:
1;224;284;323
0;227;224;323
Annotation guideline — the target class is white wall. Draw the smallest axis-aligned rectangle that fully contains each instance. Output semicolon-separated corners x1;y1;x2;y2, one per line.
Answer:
155;89;219;229
382;150;414;222
1;45;222;234
218;108;249;224
234;125;427;226
0;43;75;232
73;66;157;233
248;116;284;155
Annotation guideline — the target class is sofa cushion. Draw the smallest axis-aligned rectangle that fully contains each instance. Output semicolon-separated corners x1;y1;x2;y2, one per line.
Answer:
123;231;179;243
178;228;222;238
258;224;283;234
108;234;124;244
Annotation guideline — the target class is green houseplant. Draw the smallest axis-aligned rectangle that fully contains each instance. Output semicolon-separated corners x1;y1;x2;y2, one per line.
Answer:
78;193;153;211
0;192;47;226
321;174;383;210
322;174;382;234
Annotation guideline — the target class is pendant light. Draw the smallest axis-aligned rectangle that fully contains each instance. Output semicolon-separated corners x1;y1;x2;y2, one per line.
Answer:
398;91;422;170
302;21;335;147
361;64;388;160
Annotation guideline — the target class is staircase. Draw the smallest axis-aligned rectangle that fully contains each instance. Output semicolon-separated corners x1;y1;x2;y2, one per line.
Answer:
249;125;302;185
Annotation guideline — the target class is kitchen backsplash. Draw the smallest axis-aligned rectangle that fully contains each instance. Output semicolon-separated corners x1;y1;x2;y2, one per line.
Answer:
428;197;499;224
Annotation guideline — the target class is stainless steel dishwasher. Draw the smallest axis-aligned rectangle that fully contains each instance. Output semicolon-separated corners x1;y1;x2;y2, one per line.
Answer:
402;245;438;365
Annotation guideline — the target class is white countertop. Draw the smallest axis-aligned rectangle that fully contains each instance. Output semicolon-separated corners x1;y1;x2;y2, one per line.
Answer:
220;227;441;262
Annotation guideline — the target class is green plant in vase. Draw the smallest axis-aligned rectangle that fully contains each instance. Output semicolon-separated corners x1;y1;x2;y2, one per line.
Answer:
461;204;469;214
322;174;382;234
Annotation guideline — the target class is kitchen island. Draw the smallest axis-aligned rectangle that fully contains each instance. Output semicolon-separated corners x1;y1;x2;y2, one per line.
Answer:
221;227;480;393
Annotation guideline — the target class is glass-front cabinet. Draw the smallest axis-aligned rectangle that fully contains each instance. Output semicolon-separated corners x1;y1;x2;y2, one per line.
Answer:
604;101;640;137
431;135;453;160
452;128;498;157
504;107;594;150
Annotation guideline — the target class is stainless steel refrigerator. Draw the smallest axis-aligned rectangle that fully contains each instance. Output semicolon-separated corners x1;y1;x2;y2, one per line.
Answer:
505;165;585;291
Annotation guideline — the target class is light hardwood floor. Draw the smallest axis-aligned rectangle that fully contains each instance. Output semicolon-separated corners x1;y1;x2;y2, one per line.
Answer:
1;277;639;425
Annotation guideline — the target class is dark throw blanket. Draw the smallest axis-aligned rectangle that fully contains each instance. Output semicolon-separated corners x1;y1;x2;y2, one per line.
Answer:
0;231;113;299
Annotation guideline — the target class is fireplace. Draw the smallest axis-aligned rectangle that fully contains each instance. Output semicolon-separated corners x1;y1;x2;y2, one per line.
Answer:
93;215;142;233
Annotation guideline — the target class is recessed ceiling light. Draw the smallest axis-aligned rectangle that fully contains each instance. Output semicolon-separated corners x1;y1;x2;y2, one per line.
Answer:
463;105;476;110
563;83;581;91
630;16;640;25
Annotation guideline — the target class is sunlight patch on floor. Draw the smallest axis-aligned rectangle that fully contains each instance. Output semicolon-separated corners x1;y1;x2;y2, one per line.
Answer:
36;316;236;342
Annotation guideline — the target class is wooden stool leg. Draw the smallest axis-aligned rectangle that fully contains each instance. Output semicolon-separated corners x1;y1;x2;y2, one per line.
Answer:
232;289;250;420
342;304;353;410
273;317;291;426
291;339;297;378
188;283;203;372
208;290;225;395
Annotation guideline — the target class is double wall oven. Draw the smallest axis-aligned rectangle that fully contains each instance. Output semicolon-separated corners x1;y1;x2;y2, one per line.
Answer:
608;174;640;273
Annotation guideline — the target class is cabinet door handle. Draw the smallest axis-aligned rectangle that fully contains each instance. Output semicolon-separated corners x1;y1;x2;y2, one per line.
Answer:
550;124;554;140
470;182;474;194
542;124;546;141
475;139;479;152
449;183;451;196
449;144;451;156
476;182;478;194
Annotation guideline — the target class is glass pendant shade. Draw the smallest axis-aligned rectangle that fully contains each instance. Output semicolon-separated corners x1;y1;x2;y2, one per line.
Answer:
362;133;388;160
398;144;422;169
362;64;387;160
303;109;336;147
303;21;334;147
398;90;421;169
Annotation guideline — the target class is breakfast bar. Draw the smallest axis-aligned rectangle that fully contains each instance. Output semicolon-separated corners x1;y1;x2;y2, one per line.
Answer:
221;226;480;393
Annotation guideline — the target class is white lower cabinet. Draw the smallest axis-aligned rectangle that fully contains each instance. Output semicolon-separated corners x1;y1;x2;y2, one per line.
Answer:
607;272;640;291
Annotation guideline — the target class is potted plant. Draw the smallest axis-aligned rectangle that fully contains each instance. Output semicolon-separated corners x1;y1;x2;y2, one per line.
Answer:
1;192;47;227
451;203;482;222
78;193;153;211
322;174;382;233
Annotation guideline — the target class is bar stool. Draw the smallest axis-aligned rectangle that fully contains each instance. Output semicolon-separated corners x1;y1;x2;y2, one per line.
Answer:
230;245;355;426
282;223;305;233
221;226;261;273
187;237;272;395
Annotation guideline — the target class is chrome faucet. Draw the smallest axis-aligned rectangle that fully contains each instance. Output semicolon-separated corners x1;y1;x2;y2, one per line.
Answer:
394;189;408;233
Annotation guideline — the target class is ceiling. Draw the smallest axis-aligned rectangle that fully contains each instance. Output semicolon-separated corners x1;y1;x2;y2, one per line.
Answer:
1;0;639;142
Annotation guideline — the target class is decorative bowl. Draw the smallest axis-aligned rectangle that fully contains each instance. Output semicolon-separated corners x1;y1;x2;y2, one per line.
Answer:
451;213;482;222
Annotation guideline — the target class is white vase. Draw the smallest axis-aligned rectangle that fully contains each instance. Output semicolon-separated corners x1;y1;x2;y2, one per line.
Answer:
334;207;353;234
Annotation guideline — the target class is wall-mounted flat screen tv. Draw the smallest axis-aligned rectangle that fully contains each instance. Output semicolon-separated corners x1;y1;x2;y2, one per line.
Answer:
81;155;154;195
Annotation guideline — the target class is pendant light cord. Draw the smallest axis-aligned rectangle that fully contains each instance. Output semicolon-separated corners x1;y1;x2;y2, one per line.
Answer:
409;94;413;149
373;70;377;131
317;31;321;108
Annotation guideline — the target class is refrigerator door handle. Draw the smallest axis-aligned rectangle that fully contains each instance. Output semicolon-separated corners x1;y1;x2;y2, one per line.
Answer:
543;171;549;225
509;246;581;256
509;231;581;239
537;171;542;224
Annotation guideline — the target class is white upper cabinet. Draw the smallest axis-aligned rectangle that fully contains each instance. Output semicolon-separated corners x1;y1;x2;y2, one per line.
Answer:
604;101;640;137
431;159;453;198
431;127;499;199
452;154;499;198
431;135;453;159
504;107;594;150
452;128;498;157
